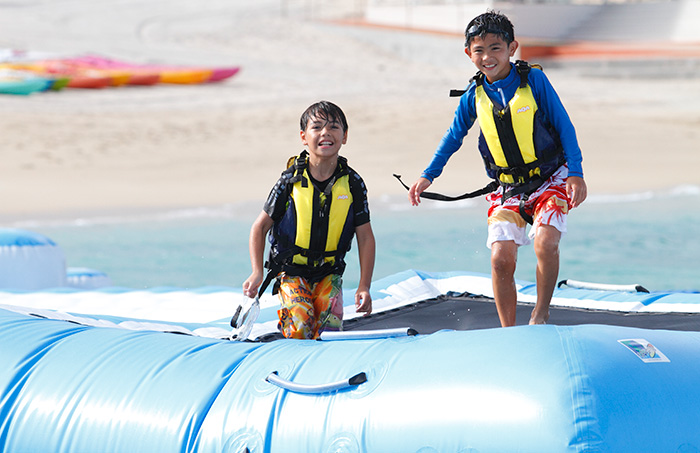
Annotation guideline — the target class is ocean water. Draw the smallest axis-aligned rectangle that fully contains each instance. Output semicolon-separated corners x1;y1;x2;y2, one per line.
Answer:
14;186;700;292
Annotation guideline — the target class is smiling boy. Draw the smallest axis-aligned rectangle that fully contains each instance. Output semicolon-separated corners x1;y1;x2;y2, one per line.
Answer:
244;101;375;339
408;11;587;326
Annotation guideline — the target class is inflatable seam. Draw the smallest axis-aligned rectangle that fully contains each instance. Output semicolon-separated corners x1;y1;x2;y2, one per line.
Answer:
557;326;604;452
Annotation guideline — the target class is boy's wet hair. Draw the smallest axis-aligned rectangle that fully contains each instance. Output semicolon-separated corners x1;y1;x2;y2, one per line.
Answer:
465;10;515;47
300;101;349;133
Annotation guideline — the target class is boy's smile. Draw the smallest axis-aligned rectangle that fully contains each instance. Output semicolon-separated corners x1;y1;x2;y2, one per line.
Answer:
465;33;518;83
301;116;348;161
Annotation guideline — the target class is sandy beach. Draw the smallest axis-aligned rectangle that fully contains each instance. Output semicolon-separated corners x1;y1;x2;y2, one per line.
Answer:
1;0;699;222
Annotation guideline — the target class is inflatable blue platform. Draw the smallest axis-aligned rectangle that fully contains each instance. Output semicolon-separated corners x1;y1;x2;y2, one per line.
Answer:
1;269;700;452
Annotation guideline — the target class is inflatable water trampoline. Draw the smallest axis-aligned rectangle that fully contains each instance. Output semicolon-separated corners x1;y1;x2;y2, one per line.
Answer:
2;266;700;452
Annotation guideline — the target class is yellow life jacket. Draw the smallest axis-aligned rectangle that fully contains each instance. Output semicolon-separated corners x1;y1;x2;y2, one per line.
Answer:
474;61;563;189
269;152;355;279
476;83;538;184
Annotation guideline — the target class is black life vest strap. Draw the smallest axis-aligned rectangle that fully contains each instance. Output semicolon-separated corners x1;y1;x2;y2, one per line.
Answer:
514;60;530;88
266;155;351;286
489;159;541;181
259;259;281;297
277;261;346;284
519;194;534;225
393;173;540;224
287;151;309;187
500;177;546;225
264;243;346;292
393;174;498;202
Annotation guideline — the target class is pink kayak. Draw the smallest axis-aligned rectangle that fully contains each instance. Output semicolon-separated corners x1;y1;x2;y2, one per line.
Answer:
68;55;241;84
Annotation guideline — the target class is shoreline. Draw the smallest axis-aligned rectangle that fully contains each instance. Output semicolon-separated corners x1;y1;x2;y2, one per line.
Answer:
3;183;698;229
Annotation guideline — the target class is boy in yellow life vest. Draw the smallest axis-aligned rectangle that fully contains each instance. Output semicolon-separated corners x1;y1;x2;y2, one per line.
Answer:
244;101;375;339
408;11;587;326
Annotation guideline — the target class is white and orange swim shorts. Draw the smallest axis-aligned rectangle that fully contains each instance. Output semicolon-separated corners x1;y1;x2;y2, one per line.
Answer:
485;165;571;249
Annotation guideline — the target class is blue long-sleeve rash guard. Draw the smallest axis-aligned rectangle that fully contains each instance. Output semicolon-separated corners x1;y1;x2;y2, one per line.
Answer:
422;63;584;182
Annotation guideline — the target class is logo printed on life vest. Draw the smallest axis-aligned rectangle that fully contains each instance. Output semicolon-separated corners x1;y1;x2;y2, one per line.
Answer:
337;195;349;200
516;105;531;114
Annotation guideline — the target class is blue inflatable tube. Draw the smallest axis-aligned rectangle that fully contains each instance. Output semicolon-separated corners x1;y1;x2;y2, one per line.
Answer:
2;306;700;452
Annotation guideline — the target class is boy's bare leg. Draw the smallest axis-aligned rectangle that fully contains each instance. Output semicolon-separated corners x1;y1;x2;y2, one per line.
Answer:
491;240;518;327
530;225;561;325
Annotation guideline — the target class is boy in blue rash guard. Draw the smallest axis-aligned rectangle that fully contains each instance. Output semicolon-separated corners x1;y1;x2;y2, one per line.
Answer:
408;11;587;327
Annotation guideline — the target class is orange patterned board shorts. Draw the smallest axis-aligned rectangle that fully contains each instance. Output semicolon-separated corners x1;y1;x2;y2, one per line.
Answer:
277;273;344;339
486;165;570;249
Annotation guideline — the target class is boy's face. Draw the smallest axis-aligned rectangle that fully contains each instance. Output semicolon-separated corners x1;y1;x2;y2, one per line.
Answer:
465;33;518;83
300;115;347;161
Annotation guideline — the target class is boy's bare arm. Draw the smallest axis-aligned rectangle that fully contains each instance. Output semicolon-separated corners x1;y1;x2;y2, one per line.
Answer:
354;222;376;314
567;176;587;209
243;211;274;297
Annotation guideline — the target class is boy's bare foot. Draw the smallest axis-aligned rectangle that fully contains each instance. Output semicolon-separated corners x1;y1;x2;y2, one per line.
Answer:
529;311;550;325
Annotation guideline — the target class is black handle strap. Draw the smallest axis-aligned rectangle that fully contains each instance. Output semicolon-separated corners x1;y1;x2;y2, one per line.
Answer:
393;174;497;202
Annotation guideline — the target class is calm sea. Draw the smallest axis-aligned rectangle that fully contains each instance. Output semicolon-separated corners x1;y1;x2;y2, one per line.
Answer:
14;185;700;292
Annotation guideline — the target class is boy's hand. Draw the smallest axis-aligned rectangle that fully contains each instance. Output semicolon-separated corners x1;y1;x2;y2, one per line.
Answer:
409;177;432;206
355;289;372;315
243;272;263;298
567;176;587;209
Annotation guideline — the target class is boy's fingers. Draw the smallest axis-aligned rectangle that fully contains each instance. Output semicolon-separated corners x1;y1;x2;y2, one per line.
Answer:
568;181;587;209
242;278;261;298
408;186;417;205
409;181;427;206
355;293;372;315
